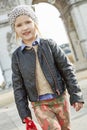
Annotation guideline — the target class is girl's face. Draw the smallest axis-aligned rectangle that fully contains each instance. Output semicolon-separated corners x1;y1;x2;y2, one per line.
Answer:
14;15;37;44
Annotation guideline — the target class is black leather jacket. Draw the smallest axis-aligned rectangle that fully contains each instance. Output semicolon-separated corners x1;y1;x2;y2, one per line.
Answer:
12;38;84;121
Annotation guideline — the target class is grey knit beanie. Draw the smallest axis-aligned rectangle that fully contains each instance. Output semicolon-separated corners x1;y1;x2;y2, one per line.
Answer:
8;5;38;30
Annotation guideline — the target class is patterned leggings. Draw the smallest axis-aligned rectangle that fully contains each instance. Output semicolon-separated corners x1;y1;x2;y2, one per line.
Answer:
31;92;71;130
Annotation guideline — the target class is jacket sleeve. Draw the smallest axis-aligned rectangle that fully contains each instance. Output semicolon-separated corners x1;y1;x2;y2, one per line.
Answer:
12;52;32;122
48;39;84;105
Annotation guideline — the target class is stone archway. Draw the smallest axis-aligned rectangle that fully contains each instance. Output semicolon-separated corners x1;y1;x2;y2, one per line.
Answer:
32;0;87;71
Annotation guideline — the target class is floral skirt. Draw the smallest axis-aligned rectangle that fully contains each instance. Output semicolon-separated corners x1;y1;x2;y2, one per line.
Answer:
31;91;71;130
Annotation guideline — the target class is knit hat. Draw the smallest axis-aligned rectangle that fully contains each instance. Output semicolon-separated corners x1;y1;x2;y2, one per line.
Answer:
8;5;38;30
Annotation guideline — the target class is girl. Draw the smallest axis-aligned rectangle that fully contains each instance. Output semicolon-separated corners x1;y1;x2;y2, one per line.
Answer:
8;5;84;130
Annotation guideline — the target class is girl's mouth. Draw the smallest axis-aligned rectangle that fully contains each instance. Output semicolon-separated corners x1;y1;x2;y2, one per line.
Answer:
23;31;30;35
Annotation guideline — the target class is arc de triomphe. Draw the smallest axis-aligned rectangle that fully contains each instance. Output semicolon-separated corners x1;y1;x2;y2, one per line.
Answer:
0;0;87;88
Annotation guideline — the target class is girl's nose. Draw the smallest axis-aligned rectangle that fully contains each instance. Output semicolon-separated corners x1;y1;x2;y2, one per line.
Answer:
22;24;28;30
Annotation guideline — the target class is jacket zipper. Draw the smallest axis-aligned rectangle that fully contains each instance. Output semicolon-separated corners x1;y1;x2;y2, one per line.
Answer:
42;52;60;96
33;47;40;101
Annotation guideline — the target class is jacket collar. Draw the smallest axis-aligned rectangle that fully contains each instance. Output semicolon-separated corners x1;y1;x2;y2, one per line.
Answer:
21;37;40;51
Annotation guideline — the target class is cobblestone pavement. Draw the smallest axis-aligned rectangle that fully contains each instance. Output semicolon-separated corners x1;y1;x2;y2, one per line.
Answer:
0;70;87;130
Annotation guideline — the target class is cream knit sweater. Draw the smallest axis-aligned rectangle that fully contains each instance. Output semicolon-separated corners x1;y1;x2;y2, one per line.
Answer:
33;45;54;96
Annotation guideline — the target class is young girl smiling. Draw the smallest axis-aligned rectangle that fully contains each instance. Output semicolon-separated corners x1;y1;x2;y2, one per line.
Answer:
8;5;84;130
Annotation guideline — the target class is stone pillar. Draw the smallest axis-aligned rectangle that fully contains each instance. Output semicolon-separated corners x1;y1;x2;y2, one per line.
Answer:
0;0;19;88
70;0;87;58
0;0;33;88
60;10;84;61
58;0;87;70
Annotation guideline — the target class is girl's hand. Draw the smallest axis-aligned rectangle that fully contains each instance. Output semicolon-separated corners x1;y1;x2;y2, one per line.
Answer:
23;117;31;123
72;102;83;111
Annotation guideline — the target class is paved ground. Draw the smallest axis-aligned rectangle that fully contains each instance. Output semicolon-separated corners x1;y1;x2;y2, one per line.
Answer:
0;70;87;130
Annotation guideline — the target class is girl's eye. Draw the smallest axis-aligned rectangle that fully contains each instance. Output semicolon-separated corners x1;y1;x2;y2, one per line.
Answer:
15;24;22;27
15;20;32;27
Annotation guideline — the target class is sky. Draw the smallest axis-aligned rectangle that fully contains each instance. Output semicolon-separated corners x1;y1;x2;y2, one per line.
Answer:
35;3;69;45
0;3;70;85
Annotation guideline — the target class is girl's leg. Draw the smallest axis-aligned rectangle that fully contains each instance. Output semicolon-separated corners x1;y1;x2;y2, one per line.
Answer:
32;103;61;130
31;92;71;130
54;92;71;130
